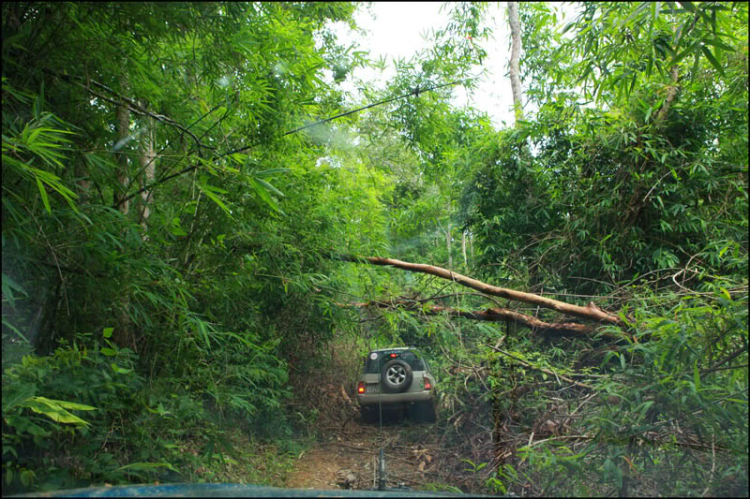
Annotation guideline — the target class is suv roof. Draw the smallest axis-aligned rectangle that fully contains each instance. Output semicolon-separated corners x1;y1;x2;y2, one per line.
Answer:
370;347;418;353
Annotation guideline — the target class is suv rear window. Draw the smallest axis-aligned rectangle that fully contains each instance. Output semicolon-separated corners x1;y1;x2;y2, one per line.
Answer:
365;350;425;374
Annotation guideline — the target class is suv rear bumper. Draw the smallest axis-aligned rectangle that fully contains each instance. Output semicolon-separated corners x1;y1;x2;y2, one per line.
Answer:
357;391;434;406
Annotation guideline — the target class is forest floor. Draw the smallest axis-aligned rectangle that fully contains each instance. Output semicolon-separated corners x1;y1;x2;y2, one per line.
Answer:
281;340;495;493
284;410;464;493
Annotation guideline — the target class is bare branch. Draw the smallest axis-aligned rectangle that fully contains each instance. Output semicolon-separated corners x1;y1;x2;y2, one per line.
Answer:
344;300;618;338
337;254;625;327
44;68;215;153
221;79;467;157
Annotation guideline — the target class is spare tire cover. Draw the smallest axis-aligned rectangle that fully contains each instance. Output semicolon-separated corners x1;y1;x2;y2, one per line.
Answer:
381;359;413;393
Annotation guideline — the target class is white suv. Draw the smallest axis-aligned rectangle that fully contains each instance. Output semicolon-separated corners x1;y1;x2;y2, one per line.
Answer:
356;347;437;423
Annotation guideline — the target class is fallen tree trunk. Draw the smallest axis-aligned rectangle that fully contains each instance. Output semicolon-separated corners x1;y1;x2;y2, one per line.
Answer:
348;300;611;337
337;255;625;327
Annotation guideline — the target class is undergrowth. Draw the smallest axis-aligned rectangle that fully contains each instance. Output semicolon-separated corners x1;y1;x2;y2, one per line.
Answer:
1;331;299;494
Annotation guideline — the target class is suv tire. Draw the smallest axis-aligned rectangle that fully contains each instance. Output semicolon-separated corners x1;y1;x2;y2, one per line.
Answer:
410;400;437;423
381;359;413;393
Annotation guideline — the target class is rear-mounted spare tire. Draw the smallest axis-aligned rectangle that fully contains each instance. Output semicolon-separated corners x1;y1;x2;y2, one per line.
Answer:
381;359;413;393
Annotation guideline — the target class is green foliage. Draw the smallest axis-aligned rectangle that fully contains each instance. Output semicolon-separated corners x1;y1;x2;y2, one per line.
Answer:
452;3;748;495
506;287;748;496
1;328;299;492
559;2;744;103
1;1;747;496
1;81;80;215
2;1;364;493
463;2;748;292
2;333;142;491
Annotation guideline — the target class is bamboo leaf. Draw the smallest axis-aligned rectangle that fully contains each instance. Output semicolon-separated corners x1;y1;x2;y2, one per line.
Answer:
35;177;51;213
20;396;95;425
118;462;178;472
255;168;291;177
702;38;736;52
701;45;726;76
2;273;28;307
249;176;285;215
669;42;698;67
253;177;285;198
197;176;232;217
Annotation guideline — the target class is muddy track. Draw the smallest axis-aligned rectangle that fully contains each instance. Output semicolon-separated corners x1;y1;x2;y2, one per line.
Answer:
285;413;449;492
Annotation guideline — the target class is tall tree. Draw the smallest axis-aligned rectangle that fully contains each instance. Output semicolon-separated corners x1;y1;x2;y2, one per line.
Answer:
507;1;524;123
115;74;131;215
2;2;366;492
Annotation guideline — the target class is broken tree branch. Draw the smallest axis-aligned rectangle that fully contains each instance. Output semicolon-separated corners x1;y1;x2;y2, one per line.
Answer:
337;254;625;327
347;300;613;337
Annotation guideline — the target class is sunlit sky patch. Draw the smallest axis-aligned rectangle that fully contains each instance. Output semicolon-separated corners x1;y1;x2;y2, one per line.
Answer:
330;2;577;129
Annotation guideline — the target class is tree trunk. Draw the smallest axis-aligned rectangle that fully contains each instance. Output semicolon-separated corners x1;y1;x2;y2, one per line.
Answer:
139;113;156;231
115;74;130;215
461;231;467;268
445;222;452;268
469;232;473;267
655;65;680;124
507;1;524;124
75;161;90;204
114;72;133;350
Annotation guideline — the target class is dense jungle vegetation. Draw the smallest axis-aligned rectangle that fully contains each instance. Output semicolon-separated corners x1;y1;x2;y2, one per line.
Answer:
2;2;747;496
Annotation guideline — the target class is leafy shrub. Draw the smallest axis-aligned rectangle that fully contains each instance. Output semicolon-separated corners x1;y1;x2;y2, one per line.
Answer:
2;330;142;492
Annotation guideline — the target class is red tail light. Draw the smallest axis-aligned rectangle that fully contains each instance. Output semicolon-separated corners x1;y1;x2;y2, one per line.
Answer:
424;380;431;390
357;381;365;394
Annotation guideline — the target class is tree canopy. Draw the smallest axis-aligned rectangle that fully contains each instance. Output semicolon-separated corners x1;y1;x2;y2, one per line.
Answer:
2;2;747;496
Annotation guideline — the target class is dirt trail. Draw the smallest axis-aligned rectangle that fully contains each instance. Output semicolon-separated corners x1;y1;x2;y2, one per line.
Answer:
285;417;447;491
